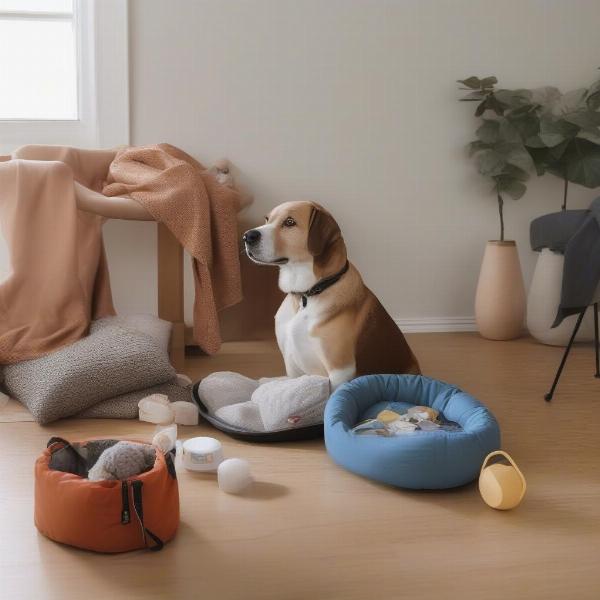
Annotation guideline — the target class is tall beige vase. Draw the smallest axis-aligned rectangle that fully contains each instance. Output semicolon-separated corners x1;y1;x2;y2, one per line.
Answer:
475;241;526;340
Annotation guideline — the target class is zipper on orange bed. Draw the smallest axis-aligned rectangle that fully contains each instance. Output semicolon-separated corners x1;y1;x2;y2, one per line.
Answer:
121;481;130;524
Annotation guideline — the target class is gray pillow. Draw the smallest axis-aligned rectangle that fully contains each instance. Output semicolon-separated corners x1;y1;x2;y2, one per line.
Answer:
77;380;191;420
91;314;172;354
3;324;176;424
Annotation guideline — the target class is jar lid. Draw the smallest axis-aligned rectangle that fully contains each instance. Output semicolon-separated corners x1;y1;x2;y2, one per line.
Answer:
183;437;222;455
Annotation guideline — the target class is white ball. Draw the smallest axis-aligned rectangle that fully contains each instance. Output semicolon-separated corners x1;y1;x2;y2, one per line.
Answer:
217;458;252;494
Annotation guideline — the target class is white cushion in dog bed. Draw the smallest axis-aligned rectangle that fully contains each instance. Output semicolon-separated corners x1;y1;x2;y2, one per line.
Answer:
199;371;330;432
254;376;330;431
215;400;265;432
199;371;259;413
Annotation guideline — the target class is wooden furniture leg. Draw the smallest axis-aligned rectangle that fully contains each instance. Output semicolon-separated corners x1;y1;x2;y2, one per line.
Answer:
157;223;186;373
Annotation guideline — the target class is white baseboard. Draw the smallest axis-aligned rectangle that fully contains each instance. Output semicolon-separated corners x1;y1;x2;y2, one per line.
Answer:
394;316;477;333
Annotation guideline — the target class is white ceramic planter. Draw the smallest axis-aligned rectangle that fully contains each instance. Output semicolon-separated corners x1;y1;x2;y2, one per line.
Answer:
475;241;526;341
527;248;594;346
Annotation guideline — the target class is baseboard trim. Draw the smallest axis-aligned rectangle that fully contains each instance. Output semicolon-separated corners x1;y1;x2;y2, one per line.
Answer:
394;316;477;333
184;318;477;344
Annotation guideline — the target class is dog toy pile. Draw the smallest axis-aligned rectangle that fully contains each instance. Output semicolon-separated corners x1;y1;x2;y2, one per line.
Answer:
352;405;461;436
197;371;330;432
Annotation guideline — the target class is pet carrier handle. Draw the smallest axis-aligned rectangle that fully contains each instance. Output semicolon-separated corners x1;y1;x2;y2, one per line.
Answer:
131;480;164;552
46;437;72;451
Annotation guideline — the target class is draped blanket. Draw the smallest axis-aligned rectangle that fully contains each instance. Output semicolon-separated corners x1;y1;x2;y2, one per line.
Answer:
530;199;600;327
0;146;116;363
103;144;243;354
0;144;242;364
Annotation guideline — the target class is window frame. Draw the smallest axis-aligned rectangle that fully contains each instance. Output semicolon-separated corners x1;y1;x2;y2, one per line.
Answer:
0;0;129;153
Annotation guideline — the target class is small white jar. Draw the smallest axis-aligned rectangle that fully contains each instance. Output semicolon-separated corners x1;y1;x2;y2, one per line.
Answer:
182;437;224;472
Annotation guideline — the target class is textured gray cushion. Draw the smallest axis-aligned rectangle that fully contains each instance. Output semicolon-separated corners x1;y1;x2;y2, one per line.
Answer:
78;380;191;419
91;314;172;354
3;324;176;424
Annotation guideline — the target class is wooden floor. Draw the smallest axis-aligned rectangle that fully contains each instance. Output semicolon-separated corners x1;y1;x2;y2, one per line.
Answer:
1;333;600;600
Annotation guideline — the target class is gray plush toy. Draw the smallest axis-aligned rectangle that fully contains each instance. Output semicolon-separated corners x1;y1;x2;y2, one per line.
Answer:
87;441;156;481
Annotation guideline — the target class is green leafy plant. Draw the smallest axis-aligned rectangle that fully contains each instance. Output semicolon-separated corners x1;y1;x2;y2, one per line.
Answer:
458;73;600;240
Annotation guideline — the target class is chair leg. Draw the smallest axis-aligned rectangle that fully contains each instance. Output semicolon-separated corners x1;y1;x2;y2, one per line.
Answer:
545;307;587;401
594;303;600;378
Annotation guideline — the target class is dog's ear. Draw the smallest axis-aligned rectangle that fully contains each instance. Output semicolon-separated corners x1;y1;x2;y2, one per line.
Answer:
307;205;341;257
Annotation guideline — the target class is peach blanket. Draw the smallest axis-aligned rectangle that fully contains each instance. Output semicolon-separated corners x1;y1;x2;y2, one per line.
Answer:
0;144;242;364
103;144;243;354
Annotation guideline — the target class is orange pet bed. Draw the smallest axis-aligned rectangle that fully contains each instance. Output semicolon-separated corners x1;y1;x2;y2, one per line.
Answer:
34;437;179;553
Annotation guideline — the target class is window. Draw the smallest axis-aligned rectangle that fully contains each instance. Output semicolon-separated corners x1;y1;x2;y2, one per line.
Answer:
0;0;78;120
0;0;129;152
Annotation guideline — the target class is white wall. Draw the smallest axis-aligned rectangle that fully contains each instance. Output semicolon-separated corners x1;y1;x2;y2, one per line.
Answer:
109;0;600;326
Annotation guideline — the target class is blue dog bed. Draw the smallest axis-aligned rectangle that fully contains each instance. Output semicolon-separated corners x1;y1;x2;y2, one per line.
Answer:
324;374;501;490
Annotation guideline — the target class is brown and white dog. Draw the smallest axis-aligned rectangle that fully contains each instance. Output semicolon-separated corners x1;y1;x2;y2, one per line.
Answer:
243;201;420;389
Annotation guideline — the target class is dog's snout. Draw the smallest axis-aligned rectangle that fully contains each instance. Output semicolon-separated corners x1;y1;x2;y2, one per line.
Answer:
243;229;261;245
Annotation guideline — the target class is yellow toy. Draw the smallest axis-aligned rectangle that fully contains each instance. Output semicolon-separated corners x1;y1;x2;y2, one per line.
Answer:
376;410;402;424
407;406;439;421
479;450;526;510
376;406;439;424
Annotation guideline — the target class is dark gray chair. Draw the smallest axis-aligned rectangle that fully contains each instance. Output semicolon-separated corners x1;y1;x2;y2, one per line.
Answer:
531;204;600;401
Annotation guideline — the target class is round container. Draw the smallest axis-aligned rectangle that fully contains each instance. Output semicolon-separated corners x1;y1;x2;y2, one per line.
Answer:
182;437;224;472
527;248;595;346
479;450;526;510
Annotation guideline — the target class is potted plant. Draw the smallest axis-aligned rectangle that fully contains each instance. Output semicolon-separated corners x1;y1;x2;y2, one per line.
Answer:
458;76;530;340
459;73;600;343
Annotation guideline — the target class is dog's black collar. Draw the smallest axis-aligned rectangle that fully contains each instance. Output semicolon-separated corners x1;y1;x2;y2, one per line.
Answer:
296;261;349;308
